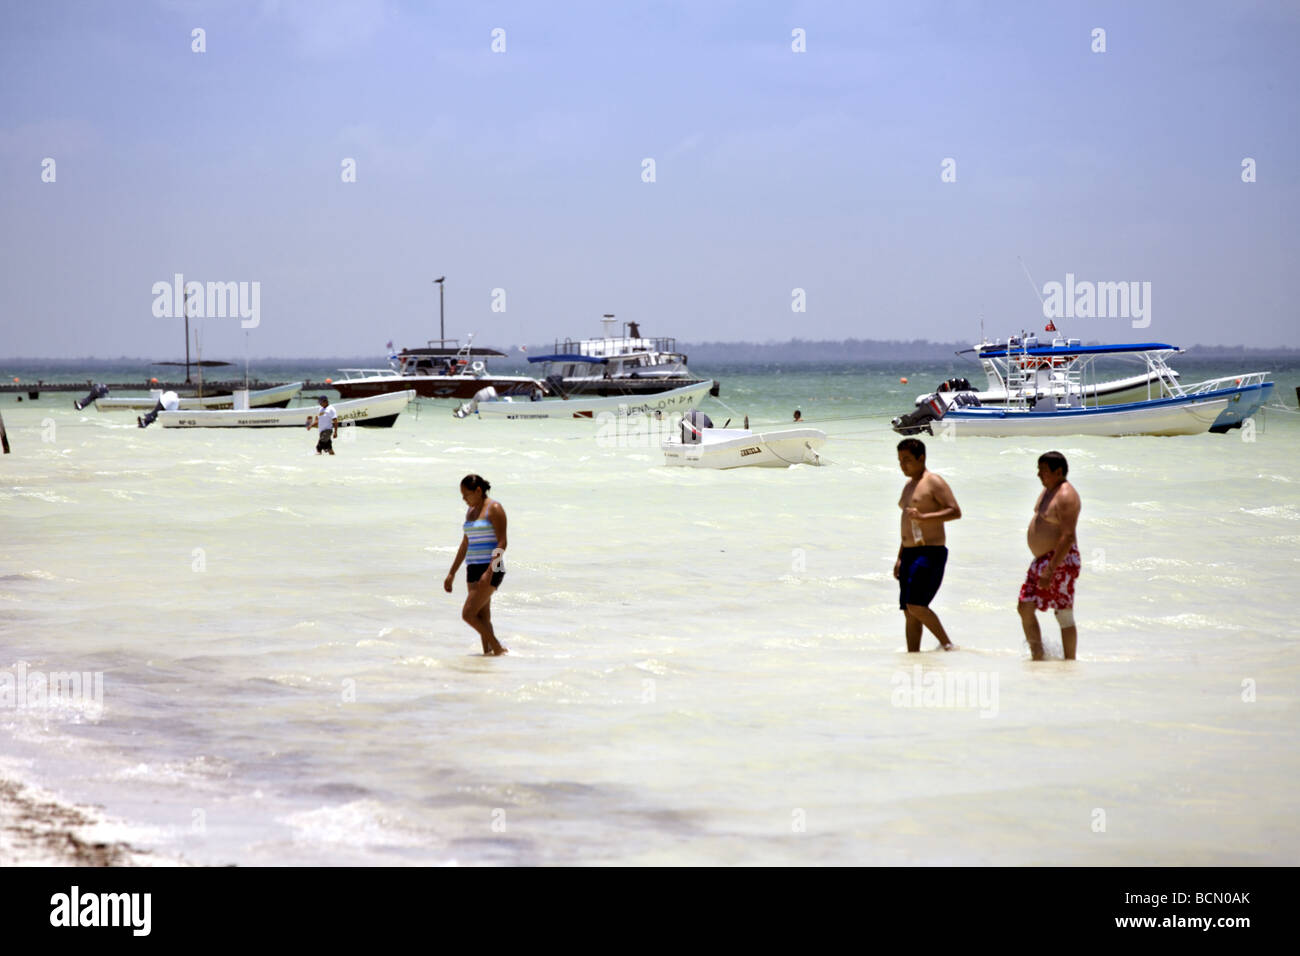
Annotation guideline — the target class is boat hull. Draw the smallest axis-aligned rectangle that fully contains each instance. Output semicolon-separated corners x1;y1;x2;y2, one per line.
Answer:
468;381;713;419
95;382;304;411
929;383;1273;437
662;427;827;469
921;370;1179;408
333;375;541;400
159;390;415;428
551;377;715;397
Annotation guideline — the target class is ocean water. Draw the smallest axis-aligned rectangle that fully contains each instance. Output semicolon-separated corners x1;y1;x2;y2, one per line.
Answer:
1;359;1297;865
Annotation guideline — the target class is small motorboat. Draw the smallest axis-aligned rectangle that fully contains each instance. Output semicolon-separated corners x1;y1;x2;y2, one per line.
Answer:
456;380;714;420
662;411;827;469
94;381;304;411
915;333;1179;407
158;390;416;428
893;340;1273;438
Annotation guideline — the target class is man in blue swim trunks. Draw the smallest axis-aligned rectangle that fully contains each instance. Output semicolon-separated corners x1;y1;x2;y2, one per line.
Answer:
895;438;962;651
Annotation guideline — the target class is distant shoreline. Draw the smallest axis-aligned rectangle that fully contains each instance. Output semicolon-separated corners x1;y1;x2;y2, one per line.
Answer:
5;340;1300;366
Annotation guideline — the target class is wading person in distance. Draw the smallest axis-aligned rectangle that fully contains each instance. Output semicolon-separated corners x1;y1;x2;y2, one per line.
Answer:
308;395;338;455
444;474;508;656
895;438;962;651
1019;451;1081;660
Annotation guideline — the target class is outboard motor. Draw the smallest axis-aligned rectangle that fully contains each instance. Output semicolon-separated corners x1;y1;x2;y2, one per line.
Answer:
454;385;499;419
892;392;947;435
74;383;110;410
681;408;713;444
137;390;180;428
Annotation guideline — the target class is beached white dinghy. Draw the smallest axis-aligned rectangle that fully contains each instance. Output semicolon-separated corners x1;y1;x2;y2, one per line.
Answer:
662;426;828;469
159;390;415;428
457;380;713;420
95;381;304;411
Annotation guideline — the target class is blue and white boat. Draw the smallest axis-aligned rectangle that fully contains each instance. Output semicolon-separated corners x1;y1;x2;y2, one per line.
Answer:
527;317;717;398
893;338;1273;437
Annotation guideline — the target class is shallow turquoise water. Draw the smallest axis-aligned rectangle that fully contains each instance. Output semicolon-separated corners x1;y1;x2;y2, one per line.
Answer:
1;359;1297;864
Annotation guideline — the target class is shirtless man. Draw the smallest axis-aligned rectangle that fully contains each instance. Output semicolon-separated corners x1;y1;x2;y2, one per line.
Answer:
1019;451;1082;660
894;438;962;651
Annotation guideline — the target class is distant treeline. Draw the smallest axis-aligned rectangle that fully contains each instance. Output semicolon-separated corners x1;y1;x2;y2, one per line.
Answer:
6;340;1300;366
669;339;1300;364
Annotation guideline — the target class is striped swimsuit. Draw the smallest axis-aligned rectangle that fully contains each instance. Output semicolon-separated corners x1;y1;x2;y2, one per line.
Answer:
464;507;499;567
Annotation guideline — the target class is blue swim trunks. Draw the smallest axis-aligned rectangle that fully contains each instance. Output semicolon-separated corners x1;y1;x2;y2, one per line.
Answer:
899;545;948;610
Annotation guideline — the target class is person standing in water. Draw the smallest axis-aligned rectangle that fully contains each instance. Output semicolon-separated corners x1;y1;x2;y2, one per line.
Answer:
895;438;962;651
1018;451;1082;660
444;474;508;656
308;395;339;455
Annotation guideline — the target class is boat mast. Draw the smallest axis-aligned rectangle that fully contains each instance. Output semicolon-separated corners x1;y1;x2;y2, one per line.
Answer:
434;276;446;345
184;283;192;384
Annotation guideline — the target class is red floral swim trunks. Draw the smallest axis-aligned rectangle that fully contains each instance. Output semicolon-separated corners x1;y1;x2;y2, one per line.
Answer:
1019;543;1081;610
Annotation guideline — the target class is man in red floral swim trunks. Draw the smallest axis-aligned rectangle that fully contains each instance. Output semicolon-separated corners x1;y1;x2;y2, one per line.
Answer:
1018;451;1082;660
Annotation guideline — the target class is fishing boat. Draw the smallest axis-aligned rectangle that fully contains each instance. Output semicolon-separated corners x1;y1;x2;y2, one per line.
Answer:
159;390;415;428
662;418;828;469
93;381;303;411
332;336;544;400
456;380;713;420
915;333;1178;407
892;340;1273;438
527;316;717;397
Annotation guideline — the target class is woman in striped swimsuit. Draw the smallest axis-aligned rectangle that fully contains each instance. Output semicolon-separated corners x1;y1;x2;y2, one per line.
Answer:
444;474;508;655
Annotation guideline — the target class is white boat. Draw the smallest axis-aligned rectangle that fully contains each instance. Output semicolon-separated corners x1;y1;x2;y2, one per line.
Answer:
94;381;304;411
456;380;713;420
527;316;717;398
893;341;1273;438
333;336;543;400
159;390;415;428
915;333;1178;407
662;426;828;469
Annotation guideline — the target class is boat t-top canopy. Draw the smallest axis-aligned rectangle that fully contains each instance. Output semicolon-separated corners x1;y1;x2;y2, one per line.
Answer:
977;342;1178;359
527;353;609;364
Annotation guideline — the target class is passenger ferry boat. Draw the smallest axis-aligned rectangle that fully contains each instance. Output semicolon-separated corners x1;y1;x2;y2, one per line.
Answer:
527;317;718;398
331;336;544;400
892;338;1273;438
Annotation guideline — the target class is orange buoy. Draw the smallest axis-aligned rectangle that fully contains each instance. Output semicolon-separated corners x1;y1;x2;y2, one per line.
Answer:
150;377;159;384
1235;378;1242;385
900;377;908;384
325;377;333;384
11;377;17;383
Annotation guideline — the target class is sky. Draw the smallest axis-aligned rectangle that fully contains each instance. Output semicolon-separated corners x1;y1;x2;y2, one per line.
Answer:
1;0;1297;359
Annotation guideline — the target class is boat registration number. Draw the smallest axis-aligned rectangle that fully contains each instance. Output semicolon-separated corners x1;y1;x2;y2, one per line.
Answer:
740;446;762;457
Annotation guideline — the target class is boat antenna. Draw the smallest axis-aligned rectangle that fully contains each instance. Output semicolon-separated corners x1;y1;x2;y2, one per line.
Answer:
1018;256;1062;338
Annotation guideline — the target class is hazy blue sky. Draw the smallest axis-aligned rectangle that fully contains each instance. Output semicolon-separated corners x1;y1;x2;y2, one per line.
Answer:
1;0;1297;358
